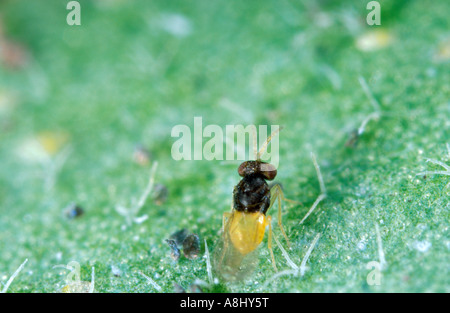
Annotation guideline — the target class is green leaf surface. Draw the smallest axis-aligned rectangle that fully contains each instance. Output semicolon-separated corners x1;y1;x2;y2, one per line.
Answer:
0;0;448;293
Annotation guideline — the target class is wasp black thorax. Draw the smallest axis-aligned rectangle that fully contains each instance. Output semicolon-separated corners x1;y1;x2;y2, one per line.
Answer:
233;160;277;214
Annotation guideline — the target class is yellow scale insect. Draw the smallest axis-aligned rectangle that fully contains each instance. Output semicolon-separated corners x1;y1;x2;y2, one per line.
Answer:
213;128;297;282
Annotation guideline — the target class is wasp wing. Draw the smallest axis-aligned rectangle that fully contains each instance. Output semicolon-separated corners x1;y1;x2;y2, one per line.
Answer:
212;213;260;283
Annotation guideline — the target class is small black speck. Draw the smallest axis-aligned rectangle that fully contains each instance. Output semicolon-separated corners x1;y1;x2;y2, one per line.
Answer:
345;129;360;148
133;145;152;166
64;203;84;219
153;183;168;205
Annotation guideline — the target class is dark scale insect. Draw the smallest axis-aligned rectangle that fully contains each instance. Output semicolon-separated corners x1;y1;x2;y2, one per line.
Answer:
165;239;181;261
166;229;200;261
213;128;296;282
182;234;200;259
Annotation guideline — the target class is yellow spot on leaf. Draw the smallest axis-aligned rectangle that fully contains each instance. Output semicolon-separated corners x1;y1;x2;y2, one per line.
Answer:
36;131;69;155
433;39;450;62
356;30;393;52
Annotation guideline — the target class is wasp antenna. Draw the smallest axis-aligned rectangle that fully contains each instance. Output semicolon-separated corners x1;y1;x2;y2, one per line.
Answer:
251;126;258;161
257;126;283;160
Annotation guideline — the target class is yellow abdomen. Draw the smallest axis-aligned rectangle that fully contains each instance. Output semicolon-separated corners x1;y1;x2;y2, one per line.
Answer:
228;211;268;255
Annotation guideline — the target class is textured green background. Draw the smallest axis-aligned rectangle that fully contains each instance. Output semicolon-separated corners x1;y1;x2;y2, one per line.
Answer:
0;0;449;292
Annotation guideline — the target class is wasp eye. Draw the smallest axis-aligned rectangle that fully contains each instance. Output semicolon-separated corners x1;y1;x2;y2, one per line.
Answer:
238;161;259;177
260;163;277;180
238;161;277;180
238;161;250;177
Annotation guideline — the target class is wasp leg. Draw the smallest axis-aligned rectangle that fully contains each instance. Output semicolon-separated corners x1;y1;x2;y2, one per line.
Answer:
266;215;278;272
270;183;302;206
269;184;301;247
